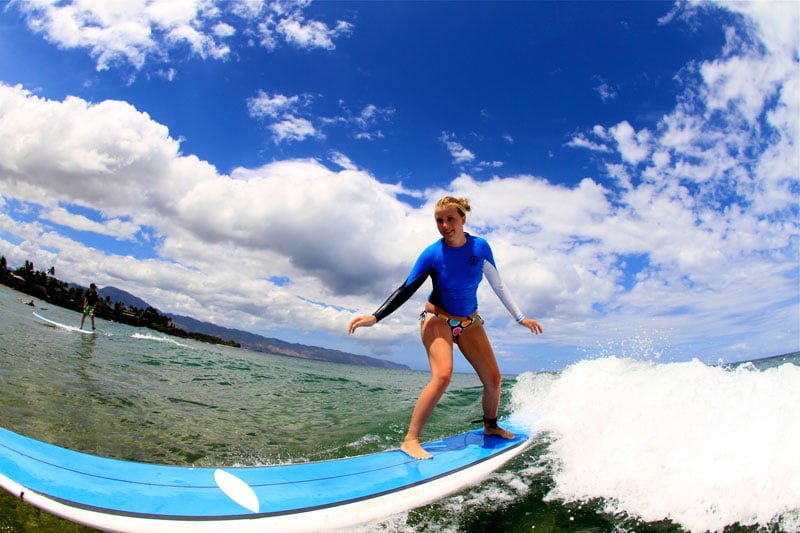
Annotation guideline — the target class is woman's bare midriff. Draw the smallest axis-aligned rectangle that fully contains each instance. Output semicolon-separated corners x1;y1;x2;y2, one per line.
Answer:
424;301;472;323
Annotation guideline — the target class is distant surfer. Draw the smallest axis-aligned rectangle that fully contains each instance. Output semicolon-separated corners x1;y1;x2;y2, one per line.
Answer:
80;283;99;331
349;196;543;459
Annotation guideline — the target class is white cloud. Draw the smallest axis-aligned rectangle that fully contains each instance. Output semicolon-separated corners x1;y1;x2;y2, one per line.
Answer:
246;91;319;142
247;91;303;119
277;16;352;50
247;94;392;144
714;0;800;59
609;121;651;166
10;0;352;72
594;79;618;102
0;84;185;215
340;103;394;140
269;116;318;143
329;151;357;171
355;104;393;131
566;134;612;153
212;21;235;39
440;132;476;165
41;206;140;241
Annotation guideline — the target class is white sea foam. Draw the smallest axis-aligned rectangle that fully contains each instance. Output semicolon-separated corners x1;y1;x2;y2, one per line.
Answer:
131;332;189;347
510;357;800;532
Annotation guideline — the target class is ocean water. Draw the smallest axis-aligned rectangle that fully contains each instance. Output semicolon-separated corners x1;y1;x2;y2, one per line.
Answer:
0;285;798;532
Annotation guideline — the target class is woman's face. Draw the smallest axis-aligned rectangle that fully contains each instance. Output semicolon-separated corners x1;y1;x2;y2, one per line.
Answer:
434;205;466;246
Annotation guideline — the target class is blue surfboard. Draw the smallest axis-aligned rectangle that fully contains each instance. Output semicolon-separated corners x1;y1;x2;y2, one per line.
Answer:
0;421;532;532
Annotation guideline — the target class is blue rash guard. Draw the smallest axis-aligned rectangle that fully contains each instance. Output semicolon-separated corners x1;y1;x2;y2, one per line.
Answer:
372;234;525;323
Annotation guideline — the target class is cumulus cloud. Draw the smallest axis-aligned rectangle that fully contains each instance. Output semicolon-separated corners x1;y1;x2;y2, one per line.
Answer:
11;0;352;73
0;80;416;279
0;84;186;215
277;15;352;50
610;121;651;166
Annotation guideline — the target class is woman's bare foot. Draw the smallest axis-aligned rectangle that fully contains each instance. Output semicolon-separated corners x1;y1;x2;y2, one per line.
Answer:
400;438;433;460
485;425;515;439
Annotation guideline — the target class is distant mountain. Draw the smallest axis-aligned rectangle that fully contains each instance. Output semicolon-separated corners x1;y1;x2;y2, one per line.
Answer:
166;313;408;370
98;286;408;370
98;286;151;310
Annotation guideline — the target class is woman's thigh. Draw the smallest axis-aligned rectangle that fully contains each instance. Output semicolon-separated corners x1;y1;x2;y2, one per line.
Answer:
421;313;454;377
456;321;500;381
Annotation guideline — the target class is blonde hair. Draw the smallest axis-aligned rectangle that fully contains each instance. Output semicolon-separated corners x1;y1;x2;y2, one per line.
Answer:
435;196;471;217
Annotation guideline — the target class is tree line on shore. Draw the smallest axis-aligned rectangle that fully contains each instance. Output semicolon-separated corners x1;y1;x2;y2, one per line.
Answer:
1;256;239;347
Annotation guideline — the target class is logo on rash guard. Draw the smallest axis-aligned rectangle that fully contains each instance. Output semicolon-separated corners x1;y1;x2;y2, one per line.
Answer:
468;255;479;266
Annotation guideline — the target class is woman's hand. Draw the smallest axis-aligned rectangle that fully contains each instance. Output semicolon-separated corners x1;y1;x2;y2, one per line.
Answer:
520;317;543;335
348;314;377;334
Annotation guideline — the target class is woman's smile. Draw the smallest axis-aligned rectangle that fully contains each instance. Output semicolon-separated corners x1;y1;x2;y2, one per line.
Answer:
435;205;466;246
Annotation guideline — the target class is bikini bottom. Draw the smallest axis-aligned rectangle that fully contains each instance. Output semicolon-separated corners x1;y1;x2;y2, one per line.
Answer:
419;310;483;338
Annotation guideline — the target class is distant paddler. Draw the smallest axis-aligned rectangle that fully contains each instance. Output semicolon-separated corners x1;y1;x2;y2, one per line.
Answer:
80;283;99;331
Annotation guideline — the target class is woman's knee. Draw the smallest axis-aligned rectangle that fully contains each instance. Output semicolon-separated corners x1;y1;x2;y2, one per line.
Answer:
430;371;452;390
482;369;502;391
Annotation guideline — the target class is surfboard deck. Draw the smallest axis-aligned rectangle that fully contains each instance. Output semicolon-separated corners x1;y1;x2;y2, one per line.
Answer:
32;311;94;334
0;421;533;532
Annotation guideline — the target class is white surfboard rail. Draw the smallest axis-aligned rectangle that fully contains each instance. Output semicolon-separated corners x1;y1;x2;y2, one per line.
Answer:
32;311;94;334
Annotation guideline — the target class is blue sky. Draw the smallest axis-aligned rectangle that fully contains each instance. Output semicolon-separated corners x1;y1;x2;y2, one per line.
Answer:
0;1;797;373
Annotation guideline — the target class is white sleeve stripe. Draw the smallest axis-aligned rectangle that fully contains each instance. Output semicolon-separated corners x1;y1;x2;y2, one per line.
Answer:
482;260;524;321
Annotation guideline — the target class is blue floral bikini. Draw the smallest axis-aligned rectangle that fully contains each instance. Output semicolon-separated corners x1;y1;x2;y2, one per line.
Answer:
419;310;483;338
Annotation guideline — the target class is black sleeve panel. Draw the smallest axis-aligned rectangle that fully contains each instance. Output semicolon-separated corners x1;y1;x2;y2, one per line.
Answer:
372;271;430;322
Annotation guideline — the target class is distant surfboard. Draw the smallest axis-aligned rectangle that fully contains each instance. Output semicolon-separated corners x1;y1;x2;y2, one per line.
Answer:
0;421;532;532
32;312;94;335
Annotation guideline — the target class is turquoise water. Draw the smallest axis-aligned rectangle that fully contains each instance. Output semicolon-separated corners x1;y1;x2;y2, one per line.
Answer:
1;284;798;532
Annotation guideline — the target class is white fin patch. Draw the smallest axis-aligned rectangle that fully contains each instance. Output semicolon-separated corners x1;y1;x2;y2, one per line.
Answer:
214;469;259;513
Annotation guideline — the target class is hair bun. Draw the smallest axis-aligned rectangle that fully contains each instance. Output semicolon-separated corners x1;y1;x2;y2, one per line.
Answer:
435;196;471;214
